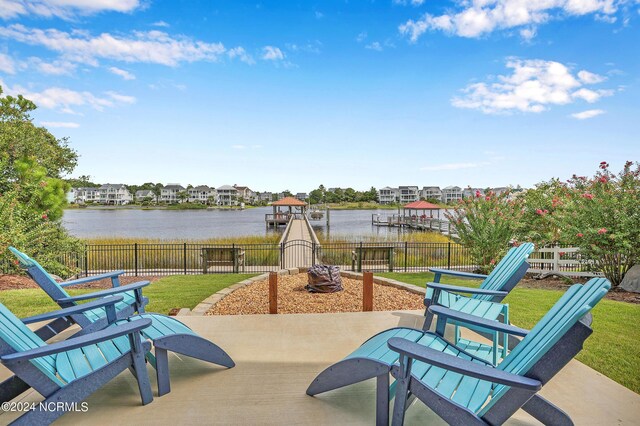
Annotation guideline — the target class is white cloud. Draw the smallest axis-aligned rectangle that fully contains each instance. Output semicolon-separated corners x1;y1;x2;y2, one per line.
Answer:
0;24;227;66
519;27;537;41
40;121;80;128
152;21;170;27
0;0;141;20
571;109;605;119
108;66;135;80
365;41;383;51
227;47;255;65
399;0;620;41
0;79;135;113
28;57;76;75
231;145;246;150
421;162;489;171
451;58;613;114
261;46;284;61
356;31;367;42
0;52;15;73
577;69;606;84
393;0;425;5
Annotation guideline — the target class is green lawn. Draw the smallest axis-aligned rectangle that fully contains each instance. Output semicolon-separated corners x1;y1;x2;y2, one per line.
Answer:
379;272;640;394
0;274;256;318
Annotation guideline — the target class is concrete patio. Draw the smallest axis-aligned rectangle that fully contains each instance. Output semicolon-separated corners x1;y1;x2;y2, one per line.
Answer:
1;310;639;425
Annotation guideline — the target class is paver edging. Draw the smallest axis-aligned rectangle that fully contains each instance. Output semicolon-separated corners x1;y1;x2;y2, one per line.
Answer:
191;269;426;315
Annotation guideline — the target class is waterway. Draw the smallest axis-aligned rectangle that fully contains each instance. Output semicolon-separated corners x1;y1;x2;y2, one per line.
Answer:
62;207;433;240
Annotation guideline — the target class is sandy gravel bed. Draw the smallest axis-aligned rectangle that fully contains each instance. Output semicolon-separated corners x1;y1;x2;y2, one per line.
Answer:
0;274;161;291
207;273;425;315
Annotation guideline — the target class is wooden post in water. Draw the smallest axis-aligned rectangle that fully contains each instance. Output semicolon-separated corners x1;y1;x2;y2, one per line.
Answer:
363;272;373;312
269;272;278;314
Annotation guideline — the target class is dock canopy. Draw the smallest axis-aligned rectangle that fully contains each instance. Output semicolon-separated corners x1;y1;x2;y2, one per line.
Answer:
403;200;441;219
270;197;308;223
272;197;308;207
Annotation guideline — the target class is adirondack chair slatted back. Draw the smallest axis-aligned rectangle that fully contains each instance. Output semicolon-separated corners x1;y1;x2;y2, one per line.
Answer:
475;243;534;301
479;277;610;415
9;247;71;302
0;303;64;386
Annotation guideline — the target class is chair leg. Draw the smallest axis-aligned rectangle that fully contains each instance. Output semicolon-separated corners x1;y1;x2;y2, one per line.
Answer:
522;394;574;426
155;348;171;396
376;374;390;426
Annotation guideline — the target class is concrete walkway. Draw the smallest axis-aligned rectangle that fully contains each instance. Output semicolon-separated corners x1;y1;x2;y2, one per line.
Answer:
2;310;639;425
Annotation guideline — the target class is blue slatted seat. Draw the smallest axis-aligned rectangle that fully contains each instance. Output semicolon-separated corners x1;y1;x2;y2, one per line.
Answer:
8;247;235;398
308;277;610;426
0;299;153;424
424;242;535;364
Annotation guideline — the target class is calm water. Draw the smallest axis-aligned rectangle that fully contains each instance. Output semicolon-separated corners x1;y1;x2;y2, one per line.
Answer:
62;207;422;240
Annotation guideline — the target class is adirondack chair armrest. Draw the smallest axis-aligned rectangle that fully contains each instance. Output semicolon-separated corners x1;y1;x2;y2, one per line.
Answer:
426;282;508;297
2;319;152;363
429;268;488;283
429;306;529;337
56;281;150;303
59;270;126;287
387;337;541;391
20;296;126;324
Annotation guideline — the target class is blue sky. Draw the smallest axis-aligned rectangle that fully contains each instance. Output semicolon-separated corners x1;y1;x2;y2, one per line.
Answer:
0;0;638;192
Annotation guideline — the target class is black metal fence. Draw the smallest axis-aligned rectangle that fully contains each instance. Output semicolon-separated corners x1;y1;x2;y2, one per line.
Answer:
32;241;475;277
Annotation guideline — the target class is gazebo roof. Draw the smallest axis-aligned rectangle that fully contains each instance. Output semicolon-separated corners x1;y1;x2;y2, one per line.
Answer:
403;200;440;210
272;197;307;206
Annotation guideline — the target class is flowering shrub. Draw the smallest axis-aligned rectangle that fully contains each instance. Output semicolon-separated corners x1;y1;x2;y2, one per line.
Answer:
550;161;640;286
446;189;524;274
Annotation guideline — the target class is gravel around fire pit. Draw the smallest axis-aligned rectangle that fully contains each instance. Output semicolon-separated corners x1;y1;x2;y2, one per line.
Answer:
206;273;425;315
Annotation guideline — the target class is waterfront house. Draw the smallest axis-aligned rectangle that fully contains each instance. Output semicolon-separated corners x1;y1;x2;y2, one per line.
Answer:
491;186;509;196
378;187;398;204
161;184;186;203
233;185;256;203
135;189;154;202
295;192;308;201
69;187;100;204
217;185;238;206
420;186;442;201
188;185;216;204
462;187;484;198
98;184;132;205
441;185;463;204
258;192;273;203
398;186;420;204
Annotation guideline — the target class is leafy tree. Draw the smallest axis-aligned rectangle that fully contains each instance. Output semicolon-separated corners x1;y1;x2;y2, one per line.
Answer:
177;191;189;204
152;183;163;204
0;86;81;276
446;190;524;274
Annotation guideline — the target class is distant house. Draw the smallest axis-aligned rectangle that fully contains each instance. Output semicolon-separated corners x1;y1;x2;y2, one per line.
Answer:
421;186;442;201
233;185;256;203
398;186;419;204
69;187;100;204
135;189;154;202
378;187;398;204
217;185;238;206
188;185;216;203
441;186;463;204
462;188;484;198
295;192;308;201
161;184;186;203
98;184;132;205
258;192;273;203
491;187;509;196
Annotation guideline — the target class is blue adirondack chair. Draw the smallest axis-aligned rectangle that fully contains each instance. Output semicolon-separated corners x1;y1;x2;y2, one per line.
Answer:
307;277;610;425
8;247;235;397
0;296;153;425
424;242;534;364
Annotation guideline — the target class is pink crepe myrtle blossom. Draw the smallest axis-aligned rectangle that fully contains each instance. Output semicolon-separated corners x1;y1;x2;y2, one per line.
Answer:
599;161;609;170
582;193;594;200
598;228;607;234
576;233;584;238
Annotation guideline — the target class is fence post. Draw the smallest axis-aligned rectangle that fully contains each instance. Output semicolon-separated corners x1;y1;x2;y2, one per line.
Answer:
553;246;560;273
358;242;363;272
134;243;138;277
404;242;408;272
363;272;373;312
447;241;452;270
183;243;187;275
280;243;284;269
84;244;89;277
269;272;278;314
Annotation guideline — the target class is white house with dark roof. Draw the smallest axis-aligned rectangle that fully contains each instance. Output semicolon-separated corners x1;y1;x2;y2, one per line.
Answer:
462;187;484;199
233;185;256;203
398;186;419;204
441;186;463;204
98;184;132;205
69;187;100;204
188;185;216;203
161;184;185;203
378;187;398;204
421;186;442;201
217;185;238;206
135;190;154;202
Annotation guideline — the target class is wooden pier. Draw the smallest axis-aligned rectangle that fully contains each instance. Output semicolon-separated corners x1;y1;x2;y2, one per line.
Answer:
372;214;457;237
